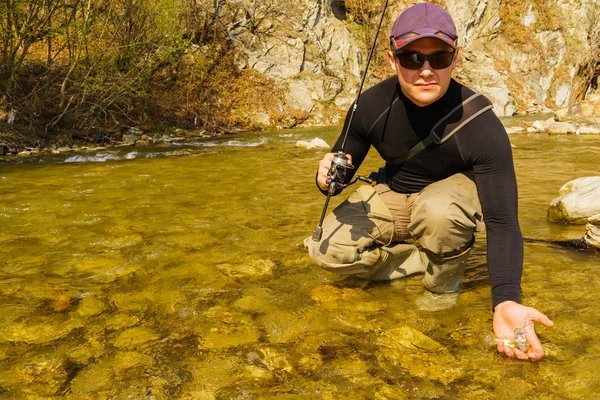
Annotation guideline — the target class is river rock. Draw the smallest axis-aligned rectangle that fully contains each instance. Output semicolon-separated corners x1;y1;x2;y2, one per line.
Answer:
217;258;275;278
376;326;461;385
0;317;83;344
13;353;68;396
76;295;106;318
584;218;600;248
547;121;577;134
113;326;160;348
548;177;600;223
577;125;600;135
122;134;138;145
295;137;330;150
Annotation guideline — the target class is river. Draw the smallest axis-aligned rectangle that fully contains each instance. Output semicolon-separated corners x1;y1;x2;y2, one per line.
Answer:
0;128;599;398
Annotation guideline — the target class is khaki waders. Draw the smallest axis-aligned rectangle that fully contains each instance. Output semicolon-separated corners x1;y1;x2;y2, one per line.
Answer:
305;173;484;293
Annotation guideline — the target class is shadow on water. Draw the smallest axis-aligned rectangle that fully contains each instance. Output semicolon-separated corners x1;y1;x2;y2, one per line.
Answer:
0;129;599;398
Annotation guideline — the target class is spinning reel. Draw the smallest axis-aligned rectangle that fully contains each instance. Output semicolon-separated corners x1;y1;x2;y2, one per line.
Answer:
311;151;376;242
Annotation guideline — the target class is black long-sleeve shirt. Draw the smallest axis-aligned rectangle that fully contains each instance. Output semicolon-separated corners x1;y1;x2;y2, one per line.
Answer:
328;76;522;308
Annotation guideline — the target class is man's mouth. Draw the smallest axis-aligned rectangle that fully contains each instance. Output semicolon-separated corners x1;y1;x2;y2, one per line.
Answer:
417;82;437;89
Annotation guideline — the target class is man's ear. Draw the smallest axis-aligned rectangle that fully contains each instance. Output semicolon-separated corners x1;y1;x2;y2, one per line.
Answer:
387;50;398;71
451;47;460;69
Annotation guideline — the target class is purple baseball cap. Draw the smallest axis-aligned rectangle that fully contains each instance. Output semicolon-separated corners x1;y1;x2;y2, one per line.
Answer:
390;3;458;51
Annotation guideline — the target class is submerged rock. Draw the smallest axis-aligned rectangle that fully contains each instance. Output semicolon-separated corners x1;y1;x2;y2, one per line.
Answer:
113;327;160;348
217;258;275;278
13;354;68;396
376;326;461;386
0;318;83;344
77;295;106;318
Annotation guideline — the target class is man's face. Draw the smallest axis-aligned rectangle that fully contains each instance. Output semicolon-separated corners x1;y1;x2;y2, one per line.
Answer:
387;37;458;107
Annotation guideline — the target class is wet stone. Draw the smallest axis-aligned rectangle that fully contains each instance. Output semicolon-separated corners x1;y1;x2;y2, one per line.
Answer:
13;354;68;397
260;310;310;344
250;346;294;379
217;258;276;278
105;313;141;330
113;326;160;348
0;317;83;344
199;324;261;350
232;289;280;315
376;326;461;386
69;339;106;364
180;354;242;395
378;326;444;351
111;351;155;374
77;295;106;318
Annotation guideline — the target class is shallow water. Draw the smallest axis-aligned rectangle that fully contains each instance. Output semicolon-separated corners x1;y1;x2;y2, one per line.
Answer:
0;129;599;398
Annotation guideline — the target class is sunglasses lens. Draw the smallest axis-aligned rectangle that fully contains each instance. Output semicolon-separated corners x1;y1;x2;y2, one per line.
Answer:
429;52;454;69
397;52;454;70
398;53;424;69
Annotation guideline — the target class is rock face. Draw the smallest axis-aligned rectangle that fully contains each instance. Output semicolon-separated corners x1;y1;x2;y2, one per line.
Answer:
228;0;600;127
548;177;600;224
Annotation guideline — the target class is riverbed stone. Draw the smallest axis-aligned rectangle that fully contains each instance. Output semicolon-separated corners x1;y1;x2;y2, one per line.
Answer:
0;317;83;344
548;177;600;223
379;326;445;351
217;258;275;279
250;346;294;379
232;289;280;315
113;326;160;348
377;328;460;386
260;310;310;344
105;313;141;330
13;353;68;396
196;306;260;349
69;338;106;364
77;295;106;318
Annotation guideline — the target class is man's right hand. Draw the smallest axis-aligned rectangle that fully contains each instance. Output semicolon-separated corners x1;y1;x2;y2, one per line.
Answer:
317;153;353;191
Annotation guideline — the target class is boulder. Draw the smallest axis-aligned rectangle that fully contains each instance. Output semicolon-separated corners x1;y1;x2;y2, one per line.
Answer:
547;121;577;134
548;177;600;224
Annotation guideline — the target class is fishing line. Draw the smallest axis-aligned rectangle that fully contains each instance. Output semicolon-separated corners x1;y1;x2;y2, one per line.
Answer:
312;0;390;241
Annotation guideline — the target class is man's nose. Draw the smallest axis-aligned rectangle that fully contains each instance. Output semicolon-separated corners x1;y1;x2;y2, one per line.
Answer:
419;61;434;76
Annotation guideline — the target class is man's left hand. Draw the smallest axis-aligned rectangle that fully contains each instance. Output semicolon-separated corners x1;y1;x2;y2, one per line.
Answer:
493;300;554;360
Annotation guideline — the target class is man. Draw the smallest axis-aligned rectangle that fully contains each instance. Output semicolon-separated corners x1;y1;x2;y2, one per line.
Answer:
305;2;553;360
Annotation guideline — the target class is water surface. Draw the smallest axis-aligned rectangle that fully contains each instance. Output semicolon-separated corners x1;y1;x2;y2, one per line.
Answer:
0;129;599;398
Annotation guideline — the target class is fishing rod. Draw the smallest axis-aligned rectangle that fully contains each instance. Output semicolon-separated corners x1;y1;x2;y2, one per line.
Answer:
312;0;390;242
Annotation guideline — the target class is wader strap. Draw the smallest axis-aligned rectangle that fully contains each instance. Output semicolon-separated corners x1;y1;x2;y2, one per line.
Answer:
388;93;494;165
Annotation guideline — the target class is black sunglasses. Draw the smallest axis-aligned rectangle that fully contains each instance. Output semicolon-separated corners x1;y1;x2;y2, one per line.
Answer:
396;51;455;70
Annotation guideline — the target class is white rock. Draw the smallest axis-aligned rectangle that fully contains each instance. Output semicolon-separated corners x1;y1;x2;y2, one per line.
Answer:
295;138;330;150
530;120;546;131
7;109;16;124
542;117;556;129
548;177;600;223
505;126;524;134
577;125;600;134
547;121;577;134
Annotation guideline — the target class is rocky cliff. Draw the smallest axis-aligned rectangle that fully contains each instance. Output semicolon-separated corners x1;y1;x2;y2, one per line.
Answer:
226;0;600;128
